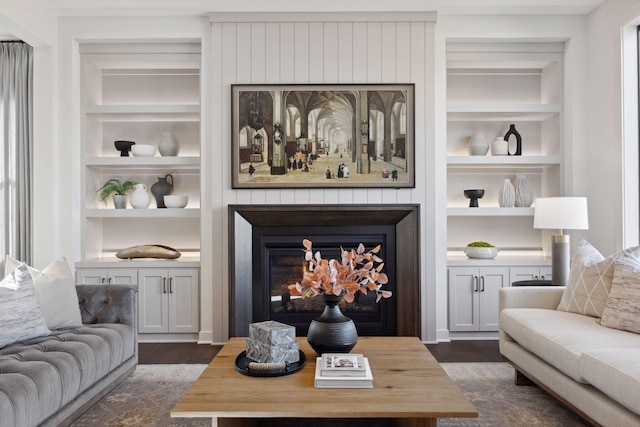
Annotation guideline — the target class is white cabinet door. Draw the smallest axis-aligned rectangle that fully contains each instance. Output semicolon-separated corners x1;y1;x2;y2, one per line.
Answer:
138;269;170;333
138;268;199;334
448;267;509;332
168;269;199;333
509;267;552;284
76;269;108;284
448;267;480;332
76;268;138;285
108;269;138;284
478;268;509;331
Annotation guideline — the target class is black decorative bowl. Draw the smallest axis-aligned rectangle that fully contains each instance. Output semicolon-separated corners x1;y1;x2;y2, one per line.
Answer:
464;189;485;208
114;140;136;157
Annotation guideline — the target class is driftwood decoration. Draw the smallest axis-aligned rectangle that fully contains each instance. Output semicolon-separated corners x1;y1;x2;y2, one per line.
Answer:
116;244;181;260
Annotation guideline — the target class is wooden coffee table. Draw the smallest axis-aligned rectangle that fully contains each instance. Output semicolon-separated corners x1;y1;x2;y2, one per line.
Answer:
171;336;477;427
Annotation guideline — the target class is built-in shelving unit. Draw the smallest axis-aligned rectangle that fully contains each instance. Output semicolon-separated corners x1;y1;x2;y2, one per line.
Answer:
78;43;202;261
445;42;564;338
76;42;203;342
446;42;564;256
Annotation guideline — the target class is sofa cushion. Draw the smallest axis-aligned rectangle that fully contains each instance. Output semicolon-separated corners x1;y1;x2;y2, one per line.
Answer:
4;256;83;330
0;264;51;348
579;349;640;416
500;308;640;383
599;263;640;334
0;323;135;427
557;241;640;318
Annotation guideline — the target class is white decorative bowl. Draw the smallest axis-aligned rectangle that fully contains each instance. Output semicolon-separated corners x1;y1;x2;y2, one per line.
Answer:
131;144;157;157
464;246;498;259
164;195;188;208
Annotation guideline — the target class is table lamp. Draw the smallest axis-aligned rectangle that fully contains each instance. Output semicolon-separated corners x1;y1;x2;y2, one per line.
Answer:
533;197;589;285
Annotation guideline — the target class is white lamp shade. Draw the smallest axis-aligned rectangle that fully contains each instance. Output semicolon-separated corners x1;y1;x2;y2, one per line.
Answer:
533;197;589;230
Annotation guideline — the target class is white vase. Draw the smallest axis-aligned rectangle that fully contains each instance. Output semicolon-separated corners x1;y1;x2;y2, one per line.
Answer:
158;131;180;156
129;184;151;209
491;137;509;156
498;179;515;207
514;174;533;207
467;132;489;156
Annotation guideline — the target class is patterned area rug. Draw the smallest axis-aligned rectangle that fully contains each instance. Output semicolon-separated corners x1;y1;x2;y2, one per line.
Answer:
71;363;590;427
438;363;590;426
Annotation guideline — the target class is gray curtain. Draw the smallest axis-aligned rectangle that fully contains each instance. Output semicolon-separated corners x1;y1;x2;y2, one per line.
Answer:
1;41;33;265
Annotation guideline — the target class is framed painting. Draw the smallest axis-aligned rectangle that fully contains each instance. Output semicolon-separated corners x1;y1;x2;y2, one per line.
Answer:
231;84;415;189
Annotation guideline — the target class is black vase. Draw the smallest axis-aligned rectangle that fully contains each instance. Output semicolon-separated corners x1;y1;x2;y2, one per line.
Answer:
504;124;522;156
150;174;174;208
307;293;358;355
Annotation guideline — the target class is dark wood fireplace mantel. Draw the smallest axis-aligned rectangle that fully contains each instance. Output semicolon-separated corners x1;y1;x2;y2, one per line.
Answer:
228;204;421;337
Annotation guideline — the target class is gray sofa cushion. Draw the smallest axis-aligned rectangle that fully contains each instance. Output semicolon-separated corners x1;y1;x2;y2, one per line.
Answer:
500;308;640;383
0;324;135;427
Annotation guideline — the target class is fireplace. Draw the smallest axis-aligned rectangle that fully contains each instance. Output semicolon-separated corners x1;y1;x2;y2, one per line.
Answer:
228;204;420;338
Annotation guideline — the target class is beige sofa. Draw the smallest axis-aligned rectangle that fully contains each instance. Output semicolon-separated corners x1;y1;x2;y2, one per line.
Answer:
499;286;640;427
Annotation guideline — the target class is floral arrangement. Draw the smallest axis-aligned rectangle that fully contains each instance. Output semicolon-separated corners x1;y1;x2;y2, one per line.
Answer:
288;239;392;303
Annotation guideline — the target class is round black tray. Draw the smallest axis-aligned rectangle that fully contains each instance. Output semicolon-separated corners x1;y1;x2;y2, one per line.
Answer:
235;350;306;377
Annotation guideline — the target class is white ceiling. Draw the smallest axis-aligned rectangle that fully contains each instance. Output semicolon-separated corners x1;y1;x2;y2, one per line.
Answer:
2;0;608;41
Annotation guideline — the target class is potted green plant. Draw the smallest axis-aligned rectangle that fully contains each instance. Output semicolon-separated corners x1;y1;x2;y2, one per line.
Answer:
97;178;137;209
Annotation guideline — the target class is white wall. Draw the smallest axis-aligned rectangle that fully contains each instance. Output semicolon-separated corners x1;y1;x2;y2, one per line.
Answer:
0;0;58;270
586;0;640;255
209;13;437;342
36;3;639;343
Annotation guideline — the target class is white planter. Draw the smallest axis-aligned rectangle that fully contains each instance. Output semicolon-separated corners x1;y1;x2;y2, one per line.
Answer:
112;195;127;209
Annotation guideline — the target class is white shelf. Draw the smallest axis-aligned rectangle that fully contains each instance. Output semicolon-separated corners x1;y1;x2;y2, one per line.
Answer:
76;257;201;269
447;156;560;167
84;104;199;121
447;255;551;267
447;207;535;216
84;156;200;173
447;103;559;121
85;208;200;218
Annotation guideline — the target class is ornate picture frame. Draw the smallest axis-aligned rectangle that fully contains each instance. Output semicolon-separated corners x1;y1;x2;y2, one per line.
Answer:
231;84;415;189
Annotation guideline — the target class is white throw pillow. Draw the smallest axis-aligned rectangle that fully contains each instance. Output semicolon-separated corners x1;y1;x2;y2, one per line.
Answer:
0;263;51;347
599;262;640;334
557;240;640;318
4;255;83;330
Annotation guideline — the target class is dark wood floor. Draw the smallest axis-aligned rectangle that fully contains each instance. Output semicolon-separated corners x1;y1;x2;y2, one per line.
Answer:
138;340;502;364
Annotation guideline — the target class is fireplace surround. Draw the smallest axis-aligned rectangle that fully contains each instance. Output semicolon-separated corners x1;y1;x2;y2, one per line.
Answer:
228;204;420;338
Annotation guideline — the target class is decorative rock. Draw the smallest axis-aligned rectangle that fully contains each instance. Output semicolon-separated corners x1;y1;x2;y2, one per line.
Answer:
246;339;300;364
249;320;296;346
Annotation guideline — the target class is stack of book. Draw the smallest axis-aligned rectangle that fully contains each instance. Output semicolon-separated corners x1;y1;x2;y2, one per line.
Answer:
314;353;373;388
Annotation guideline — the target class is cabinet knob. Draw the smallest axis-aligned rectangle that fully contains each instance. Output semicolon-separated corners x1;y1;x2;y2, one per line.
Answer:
480;276;485;292
101;277;106;284
169;277;173;293
473;276;479;292
162;277;167;294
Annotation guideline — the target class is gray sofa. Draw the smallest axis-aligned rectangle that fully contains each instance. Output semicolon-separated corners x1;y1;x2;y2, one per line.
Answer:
0;284;138;427
499;286;640;427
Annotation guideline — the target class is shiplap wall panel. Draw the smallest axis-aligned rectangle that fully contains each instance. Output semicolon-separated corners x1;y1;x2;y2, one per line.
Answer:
338;23;353;84
210;15;435;340
323;22;338;83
